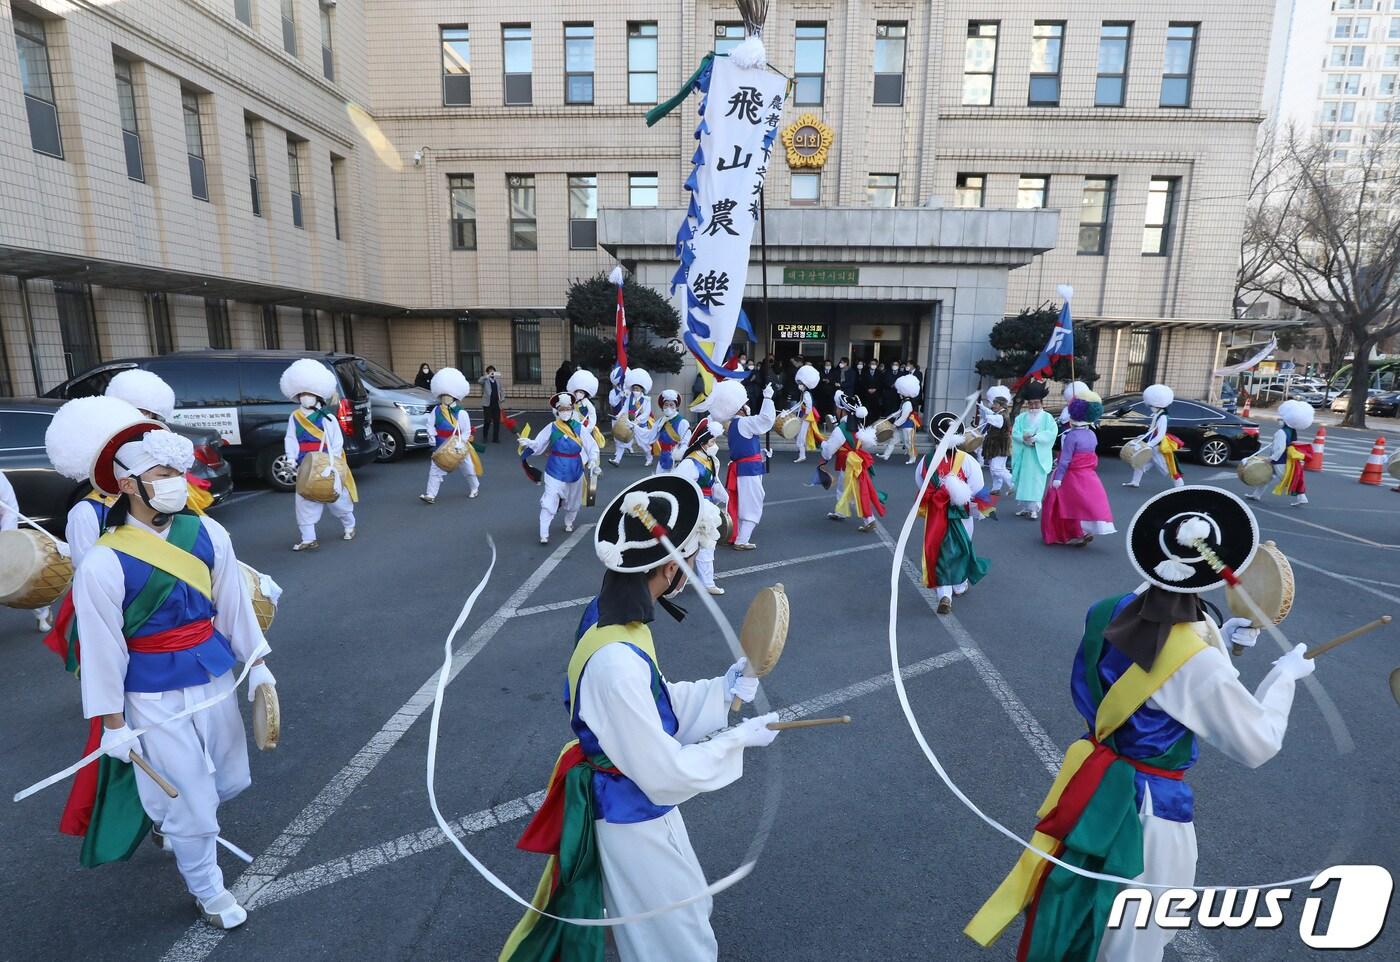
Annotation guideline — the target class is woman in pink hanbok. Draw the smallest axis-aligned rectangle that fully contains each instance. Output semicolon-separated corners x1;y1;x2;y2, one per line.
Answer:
1042;391;1116;547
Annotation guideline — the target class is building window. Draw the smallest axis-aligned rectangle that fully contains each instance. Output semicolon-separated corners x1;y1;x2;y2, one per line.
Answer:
245;119;262;216
302;309;320;350
1335;16;1372;38
182;89;209;201
1096;23;1131;106
281;0;297;55
714;22;745;55
449;174;476;250
114;58;144;181
1124;328;1161;392
1078;177;1114;254
954;173;985;208
147;292;174;355
791;172;820;205
508;174;536;250
568;174;598;250
441;26;471;105
1028;22;1064;106
287;136;304;228
234;0;252;28
319;3;335;80
330;155;345;240
1160;23;1198;107
628;22;658;104
1391;18;1400;38
629;172;658;207
1384;45;1400;66
1325;73;1362;95
794;23;826;105
564;23;594;105
455;315;482;380
1330;45;1368;67
1142;177;1178;255
1017;176;1049;209
503;25;532;106
963;22;999;106
1323;101;1358;122
1381;73;1398;96
867;173;898;207
338;314;354;354
512;319;541;384
205;298;231;349
874;22;907;105
14;11;63;158
262;305;280;348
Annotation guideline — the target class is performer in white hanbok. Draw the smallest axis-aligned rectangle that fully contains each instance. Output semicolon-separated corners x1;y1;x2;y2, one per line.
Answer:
1246;399;1313;506
695;379;775;550
568;369;608;455
670;420;728;595
518;393;601;543
501;474;778;962
968;486;1315;962
786;364;821;463
420;367;481;503
634;388;690;473
980;385;1014;494
280;358;357;550
43;396;274;930
1124;383;1185;489
611;369;655;465
915;412;989;613
879;374;923;463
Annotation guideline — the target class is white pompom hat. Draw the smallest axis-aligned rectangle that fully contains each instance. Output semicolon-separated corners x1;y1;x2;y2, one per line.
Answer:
44;396;191;496
567;369;599;398
429;367;471;401
986;385;1013;405
106;369;176;422
1278;399;1314;431
691;379;748;422
1143;384;1175;410
624;368;653;394
896;374;922;399
795;365;820;391
280;358;338;404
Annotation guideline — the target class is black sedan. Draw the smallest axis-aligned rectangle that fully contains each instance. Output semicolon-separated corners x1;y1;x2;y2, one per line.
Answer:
1094;394;1262;467
0;398;232;535
1365;391;1400;418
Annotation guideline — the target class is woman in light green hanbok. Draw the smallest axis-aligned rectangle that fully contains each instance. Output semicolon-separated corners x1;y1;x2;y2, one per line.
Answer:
1010;382;1057;520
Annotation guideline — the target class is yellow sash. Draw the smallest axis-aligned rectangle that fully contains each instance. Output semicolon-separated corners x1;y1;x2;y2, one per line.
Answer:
965;623;1207;947
833;433;868;518
293;408;326;440
1273;445;1305;496
295;410;358;501
97;524;213;601
439;403;458;431
566;623;657;712
552;419;584;452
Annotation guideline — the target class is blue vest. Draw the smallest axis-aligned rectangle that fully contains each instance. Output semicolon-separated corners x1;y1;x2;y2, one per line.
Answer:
115;523;236;693
545;420;585;483
684;453;717;496
656;416;686;470
433;404;464;448
292;410;331;465
1274;425;1297;465
1070;595;1198;822
83;497;110;527
728;420;765;476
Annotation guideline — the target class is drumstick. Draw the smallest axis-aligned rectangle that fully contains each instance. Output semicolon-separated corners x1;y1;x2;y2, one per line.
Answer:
129;751;179;799
767;716;851;731
1305;616;1392;660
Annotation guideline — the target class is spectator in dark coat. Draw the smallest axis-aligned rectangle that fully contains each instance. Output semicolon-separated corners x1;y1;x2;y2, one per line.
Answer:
554;360;576;393
414;363;433;390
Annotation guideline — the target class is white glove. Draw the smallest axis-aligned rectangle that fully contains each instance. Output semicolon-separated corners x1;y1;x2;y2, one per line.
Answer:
1271;643;1316;681
247;662;277;703
762;383;774;399
100;723;135;763
589;461;601;476
1051;479;1062;489
1221;617;1260;650
735;712;780;748
725;658;758;703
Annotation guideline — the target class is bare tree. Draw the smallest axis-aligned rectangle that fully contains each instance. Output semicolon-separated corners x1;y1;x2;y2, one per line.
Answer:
1242;122;1400;428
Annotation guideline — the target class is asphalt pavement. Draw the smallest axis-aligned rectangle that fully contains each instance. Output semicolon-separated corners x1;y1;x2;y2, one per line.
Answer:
2;430;1397;962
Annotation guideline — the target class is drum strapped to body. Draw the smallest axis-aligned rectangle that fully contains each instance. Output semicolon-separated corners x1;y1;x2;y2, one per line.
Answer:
0;528;72;609
1237;455;1274;488
773;414;800;441
239;562;279;632
873;419;896;445
252;683;280;751
958;431;984;454
1227;540;1295;629
432;435;470;472
1119;438;1155;470
612;418;634;444
732;584;790;711
296;451;340;503
1389;451;1400;480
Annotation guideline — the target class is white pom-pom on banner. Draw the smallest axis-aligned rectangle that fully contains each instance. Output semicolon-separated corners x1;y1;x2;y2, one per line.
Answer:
608;265;625;287
1175;517;1212;549
1057;284;1074;303
729;35;767;69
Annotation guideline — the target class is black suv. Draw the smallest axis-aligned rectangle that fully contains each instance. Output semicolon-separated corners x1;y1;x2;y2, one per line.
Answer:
48;351;377;490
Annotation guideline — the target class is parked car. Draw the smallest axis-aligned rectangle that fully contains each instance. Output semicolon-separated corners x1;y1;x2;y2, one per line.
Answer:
352;357;434;462
1366;391;1400;417
0;398;232;534
1095;394;1261;467
47;351;377;491
1331;390;1378;414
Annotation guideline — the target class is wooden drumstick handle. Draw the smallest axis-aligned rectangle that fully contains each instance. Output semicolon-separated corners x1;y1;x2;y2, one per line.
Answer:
767;716;851;731
730;695;744;713
129;751;179;799
1305;615;1392;660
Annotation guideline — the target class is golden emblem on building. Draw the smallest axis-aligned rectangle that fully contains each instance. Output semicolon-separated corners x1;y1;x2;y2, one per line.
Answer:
781;114;834;170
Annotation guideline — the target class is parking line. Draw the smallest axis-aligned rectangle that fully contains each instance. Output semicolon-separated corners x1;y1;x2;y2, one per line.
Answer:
157;526;594;962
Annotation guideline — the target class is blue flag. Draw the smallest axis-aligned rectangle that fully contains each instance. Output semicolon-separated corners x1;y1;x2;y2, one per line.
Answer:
1014;287;1074;390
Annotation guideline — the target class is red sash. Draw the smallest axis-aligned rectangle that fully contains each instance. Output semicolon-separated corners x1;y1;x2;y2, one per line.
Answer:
126;618;215;653
724;455;763;543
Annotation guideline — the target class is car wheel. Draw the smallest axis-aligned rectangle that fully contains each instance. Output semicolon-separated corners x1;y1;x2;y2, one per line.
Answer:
1198;438;1231;467
257;447;298;491
374;422;405;462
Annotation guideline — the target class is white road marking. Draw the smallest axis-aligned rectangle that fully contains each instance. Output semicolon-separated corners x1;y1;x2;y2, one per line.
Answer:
1251;506;1400;549
871;520;1224;962
213;489;271;508
764;493;837;506
157;526;594;962
1286;556;1400;606
511;543;887;617
191;651;970;913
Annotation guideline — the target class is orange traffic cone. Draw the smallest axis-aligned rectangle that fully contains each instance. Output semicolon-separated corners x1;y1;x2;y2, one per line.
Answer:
1305;425;1326;471
1360;437;1387;485
1240;393;1251;418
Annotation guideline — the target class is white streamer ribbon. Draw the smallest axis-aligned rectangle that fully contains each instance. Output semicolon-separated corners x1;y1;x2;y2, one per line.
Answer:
425;526;780;928
887;394;1322;891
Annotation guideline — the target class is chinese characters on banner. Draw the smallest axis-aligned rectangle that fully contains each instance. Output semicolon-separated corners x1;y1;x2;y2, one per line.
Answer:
672;55;786;379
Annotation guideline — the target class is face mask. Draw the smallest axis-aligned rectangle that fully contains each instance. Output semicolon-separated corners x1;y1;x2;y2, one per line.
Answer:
662;404;678;416
558;408;574;420
662;566;688;599
300;395;318;409
705;442;720;458
145;475;188;514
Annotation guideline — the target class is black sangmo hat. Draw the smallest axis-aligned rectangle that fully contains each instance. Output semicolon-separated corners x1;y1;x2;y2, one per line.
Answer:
1127;485;1259;594
925;410;964;445
1020;379;1049;401
595;474;707;573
